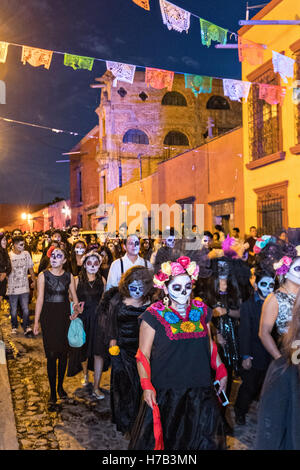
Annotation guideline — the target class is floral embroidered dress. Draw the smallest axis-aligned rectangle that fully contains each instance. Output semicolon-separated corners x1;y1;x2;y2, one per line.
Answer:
129;299;225;450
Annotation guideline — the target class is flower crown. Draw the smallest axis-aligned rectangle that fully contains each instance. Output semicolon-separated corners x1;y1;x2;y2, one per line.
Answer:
273;256;293;276
153;256;199;289
253;235;273;254
81;250;102;265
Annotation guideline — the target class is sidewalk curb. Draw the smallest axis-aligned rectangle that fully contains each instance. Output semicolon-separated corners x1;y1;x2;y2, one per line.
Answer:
0;327;19;450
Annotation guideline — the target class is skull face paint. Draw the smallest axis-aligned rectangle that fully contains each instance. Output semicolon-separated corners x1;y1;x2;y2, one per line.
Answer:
75;246;85;255
85;255;101;274
165;236;175;248
167;274;193;305
128;280;144;299
217;260;230;280
257;276;275;298
49;249;65;268
201;236;211;248
285;258;300;285
126;236;140;256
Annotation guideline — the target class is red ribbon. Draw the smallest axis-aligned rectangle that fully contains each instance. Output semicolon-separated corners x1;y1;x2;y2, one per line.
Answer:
211;340;227;381
136;348;164;450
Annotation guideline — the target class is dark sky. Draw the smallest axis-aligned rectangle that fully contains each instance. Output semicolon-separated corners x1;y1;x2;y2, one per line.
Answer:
0;0;250;205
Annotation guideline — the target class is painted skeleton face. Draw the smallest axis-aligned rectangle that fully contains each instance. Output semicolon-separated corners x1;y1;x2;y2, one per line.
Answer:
257;276;275;298
15;241;25;252
128;280;144;299
75;246;85;255
165;236;175;248
201;236;211;248
217;260;230;280
286;258;300;286
167;274;193;305
126;236;140;256
49;249;65;268
85;255;101;274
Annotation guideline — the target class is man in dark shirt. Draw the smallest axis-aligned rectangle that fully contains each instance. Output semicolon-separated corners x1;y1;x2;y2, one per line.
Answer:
245;226;257;267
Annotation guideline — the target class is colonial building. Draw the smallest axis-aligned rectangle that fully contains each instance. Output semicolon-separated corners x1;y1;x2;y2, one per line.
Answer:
239;0;300;234
70;69;242;228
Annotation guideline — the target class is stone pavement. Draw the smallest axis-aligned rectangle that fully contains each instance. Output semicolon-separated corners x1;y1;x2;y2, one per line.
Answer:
0;300;258;451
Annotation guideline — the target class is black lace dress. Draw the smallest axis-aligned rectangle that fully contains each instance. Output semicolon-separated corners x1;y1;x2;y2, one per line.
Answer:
40;270;71;358
67;277;105;376
110;301;148;435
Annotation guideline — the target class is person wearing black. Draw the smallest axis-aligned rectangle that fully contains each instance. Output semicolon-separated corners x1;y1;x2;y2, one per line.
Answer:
234;268;275;425
245;226;257;267
70;239;86;277
0;233;11;304
99;266;153;436
255;290;300;450
67;251;107;400
129;254;227;450
33;246;80;410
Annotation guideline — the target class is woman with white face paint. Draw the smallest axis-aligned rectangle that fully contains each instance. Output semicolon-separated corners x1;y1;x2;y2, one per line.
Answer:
67;251;107;400
129;256;227;450
33;246;80;410
70;240;86;277
234;268;275;426
98;266;153;436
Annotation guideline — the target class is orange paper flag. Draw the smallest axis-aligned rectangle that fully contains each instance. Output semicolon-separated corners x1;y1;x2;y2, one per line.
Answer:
145;68;174;91
132;0;150;10
238;37;264;66
21;46;53;69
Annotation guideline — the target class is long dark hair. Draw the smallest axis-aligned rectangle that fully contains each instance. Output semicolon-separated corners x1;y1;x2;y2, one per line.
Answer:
0;233;11;276
282;290;300;375
119;266;154;304
78;253;103;284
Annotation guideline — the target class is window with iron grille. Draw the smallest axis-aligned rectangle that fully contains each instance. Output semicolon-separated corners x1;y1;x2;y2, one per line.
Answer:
248;68;281;161
257;193;284;235
164;131;189;146
123;129;149;145
162;91;187;106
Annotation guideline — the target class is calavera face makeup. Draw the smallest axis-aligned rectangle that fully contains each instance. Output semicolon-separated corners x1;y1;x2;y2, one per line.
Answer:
257;276;275;298
75;246;85;255
217;260;230;280
85;255;101;274
165;236;175;248
50;249;65;268
126;236;140;256
285;258;300;286
167;274;193;305
128;280;144;299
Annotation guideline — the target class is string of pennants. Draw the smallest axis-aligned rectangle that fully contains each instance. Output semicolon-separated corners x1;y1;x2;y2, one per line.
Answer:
0;15;297;110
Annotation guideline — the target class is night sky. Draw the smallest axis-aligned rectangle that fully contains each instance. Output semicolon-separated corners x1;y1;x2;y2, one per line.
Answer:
0;0;251;205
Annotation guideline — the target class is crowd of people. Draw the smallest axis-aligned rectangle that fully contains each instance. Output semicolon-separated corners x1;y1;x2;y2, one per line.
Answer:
0;222;300;450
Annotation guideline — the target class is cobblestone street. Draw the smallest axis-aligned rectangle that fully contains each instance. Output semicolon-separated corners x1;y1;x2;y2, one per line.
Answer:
0;302;258;451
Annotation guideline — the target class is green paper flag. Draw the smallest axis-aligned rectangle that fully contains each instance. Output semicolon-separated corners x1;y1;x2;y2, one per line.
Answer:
199;18;227;48
64;54;94;71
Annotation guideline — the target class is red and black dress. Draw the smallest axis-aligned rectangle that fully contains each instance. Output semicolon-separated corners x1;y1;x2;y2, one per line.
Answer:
129;299;225;450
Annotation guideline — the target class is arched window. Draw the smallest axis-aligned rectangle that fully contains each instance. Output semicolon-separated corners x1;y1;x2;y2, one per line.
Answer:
162;91;187;106
206;95;230;110
123;129;149;145
164;131;189;146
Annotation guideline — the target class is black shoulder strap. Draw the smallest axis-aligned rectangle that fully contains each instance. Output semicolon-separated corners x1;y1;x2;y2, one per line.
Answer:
144;258;147;268
120;257;124;275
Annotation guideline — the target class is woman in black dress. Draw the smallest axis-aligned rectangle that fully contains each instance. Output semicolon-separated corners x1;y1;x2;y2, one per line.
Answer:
0;233;11;304
129;255;227;450
68;251;107;399
99;266;153;436
33;246;80;410
70;239;86;276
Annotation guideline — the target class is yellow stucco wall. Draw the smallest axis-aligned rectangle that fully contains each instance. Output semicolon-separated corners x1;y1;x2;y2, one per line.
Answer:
240;0;300;233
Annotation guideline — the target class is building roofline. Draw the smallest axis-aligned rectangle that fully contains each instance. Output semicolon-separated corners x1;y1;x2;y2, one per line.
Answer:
158;126;242;165
238;0;284;36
